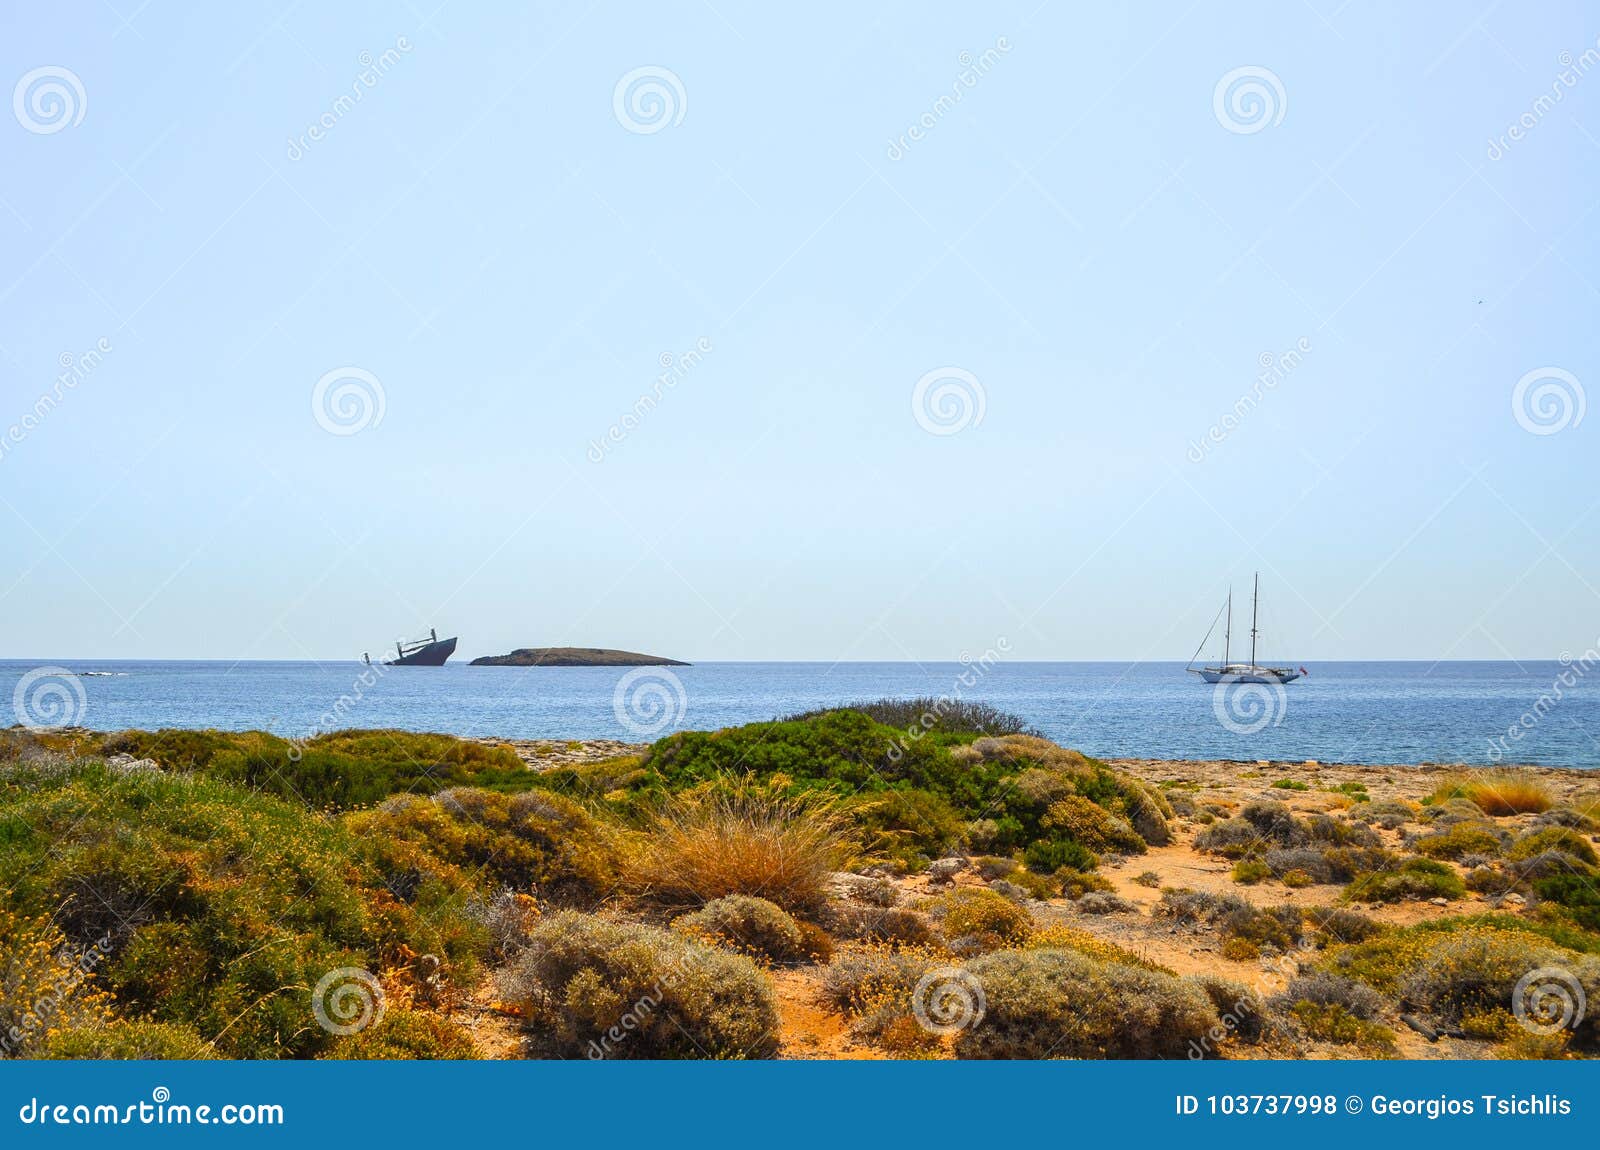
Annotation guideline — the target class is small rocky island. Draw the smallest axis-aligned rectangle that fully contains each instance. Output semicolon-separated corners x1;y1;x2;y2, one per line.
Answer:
469;647;689;667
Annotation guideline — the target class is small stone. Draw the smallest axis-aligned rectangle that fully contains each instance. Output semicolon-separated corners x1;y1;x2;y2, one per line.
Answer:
927;857;967;884
1430;897;1449;906
1504;892;1526;905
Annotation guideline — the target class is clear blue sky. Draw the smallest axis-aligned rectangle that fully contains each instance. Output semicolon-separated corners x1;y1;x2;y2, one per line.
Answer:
2;2;1597;662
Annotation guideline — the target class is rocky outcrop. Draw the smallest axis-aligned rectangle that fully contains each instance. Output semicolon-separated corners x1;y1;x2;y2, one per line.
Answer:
469;647;688;667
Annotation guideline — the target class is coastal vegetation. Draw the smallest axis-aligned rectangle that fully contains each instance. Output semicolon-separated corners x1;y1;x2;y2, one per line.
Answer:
3;710;1598;1060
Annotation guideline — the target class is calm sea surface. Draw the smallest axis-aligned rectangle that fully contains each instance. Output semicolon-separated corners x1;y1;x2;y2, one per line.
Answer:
3;660;1596;768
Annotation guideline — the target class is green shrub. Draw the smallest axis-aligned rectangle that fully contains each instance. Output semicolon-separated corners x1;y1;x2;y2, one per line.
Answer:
1288;1002;1396;1053
1508;827;1599;868
847;788;965;861
350;787;619;909
819;944;943;1050
1344;858;1465;903
783;698;1039;737
1232;860;1271;884
325;1008;478;1060
930;887;1032;950
104;728;535;809
1194;818;1271;858
996;869;1060;901
955;949;1219;1059
1272;971;1382;1019
1117;777;1174;845
1397;934;1600;1048
1239;801;1306;845
39;1021;216;1060
822;904;938;948
501;911;779;1059
0;762;475;1059
1042;796;1145;854
1272;779;1310;791
1023;836;1097;875
1303;907;1385;946
1059;869;1117;900
1302;814;1381;847
1414;821;1507;860
1189;975;1267;1042
1351;800;1414;829
1531;873;1600;932
674;895;809;962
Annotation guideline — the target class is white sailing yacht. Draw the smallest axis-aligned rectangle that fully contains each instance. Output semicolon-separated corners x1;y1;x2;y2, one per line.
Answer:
1187;573;1303;685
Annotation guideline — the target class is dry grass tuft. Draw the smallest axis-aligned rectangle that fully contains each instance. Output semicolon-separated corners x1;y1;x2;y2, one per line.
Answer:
625;781;854;915
1428;771;1553;817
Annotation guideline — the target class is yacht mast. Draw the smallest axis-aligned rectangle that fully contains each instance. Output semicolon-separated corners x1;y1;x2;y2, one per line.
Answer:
1224;589;1231;667
1250;572;1260;670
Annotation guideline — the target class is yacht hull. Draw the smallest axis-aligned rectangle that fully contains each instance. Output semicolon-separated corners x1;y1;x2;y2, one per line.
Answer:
1193;667;1300;685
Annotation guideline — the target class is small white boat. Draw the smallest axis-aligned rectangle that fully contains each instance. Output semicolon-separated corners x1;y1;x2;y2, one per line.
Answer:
1187;573;1303;684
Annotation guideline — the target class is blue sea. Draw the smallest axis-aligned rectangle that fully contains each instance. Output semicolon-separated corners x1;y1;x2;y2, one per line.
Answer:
3;659;1596;768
